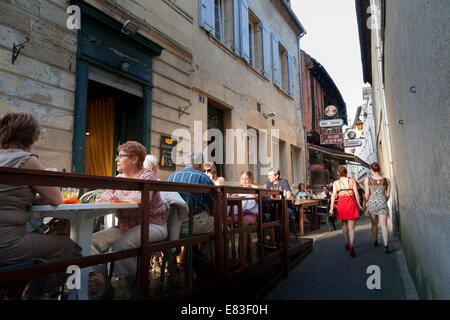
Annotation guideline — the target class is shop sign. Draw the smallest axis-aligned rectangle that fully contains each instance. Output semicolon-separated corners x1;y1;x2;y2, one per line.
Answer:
159;136;177;170
343;140;362;147
319;119;344;128
320;133;344;145
324;105;338;117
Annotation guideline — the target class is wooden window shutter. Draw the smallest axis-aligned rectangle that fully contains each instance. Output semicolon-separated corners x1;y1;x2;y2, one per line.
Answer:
199;0;215;33
261;22;270;79
239;0;250;63
287;51;294;98
233;0;241;55
271;33;281;88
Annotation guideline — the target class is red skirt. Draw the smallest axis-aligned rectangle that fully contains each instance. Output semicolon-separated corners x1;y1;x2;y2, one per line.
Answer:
336;195;360;220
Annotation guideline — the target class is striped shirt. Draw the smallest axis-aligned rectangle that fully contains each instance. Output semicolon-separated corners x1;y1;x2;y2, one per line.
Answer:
168;166;214;212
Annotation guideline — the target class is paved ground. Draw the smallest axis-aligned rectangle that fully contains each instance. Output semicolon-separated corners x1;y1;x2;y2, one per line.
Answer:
266;215;419;300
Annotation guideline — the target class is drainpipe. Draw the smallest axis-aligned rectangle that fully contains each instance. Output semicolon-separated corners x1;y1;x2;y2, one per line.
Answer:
370;0;399;236
297;31;308;184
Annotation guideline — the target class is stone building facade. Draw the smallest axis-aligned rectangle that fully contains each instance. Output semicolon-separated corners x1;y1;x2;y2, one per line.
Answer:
0;0;307;185
356;0;450;299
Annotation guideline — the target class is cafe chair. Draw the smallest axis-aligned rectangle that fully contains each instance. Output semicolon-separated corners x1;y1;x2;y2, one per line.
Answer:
316;199;335;232
0;260;38;300
158;204;179;296
176;192;214;290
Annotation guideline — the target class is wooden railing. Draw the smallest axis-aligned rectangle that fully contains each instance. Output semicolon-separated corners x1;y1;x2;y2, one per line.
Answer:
0;167;289;299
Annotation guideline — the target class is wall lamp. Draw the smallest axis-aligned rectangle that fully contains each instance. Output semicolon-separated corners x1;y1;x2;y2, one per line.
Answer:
263;112;277;118
120;60;130;72
122;20;139;35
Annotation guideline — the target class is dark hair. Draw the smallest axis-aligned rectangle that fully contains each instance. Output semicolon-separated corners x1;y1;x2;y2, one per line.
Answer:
0;112;40;149
298;183;305;190
337;165;347;177
117;141;146;169
371;162;381;172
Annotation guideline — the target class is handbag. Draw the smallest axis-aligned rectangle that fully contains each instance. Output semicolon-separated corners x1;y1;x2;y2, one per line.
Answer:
332;195;339;216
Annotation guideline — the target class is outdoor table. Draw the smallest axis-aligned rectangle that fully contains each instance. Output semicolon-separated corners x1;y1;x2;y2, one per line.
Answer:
226;197;257;267
294;199;320;236
31;202;139;300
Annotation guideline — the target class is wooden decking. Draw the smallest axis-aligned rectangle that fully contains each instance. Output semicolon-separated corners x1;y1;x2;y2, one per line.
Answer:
60;236;314;300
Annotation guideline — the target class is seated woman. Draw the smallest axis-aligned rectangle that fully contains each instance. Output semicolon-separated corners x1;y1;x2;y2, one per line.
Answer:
90;141;167;299
203;162;225;186
228;170;258;227
0;112;82;297
294;183;309;200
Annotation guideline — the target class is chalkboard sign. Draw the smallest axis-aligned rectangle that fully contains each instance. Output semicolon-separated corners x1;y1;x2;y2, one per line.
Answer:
160;136;177;171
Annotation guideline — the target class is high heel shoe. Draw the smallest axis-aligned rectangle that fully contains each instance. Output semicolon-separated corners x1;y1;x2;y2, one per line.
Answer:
374;240;379;247
349;245;356;257
384;246;391;254
345;243;350;251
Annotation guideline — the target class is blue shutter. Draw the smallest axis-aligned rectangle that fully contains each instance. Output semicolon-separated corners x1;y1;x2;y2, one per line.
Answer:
240;0;250;63
233;0;241;55
199;0;215;33
261;22;270;79
287;51;294;97
271;33;281;88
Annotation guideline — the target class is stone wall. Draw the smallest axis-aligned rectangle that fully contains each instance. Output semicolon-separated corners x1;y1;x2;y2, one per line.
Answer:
383;0;450;299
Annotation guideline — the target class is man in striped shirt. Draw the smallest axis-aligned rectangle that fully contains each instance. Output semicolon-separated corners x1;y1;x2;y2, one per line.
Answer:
168;152;215;235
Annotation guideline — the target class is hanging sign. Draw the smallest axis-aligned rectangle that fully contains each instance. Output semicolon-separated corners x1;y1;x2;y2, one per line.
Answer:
347;130;357;139
159;136;177;170
324;105;338;117
319;119;344;128
343;140;362;147
320;133;344;145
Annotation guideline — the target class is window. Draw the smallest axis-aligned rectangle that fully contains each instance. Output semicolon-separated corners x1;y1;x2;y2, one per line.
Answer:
279;43;288;92
214;0;224;42
248;10;262;70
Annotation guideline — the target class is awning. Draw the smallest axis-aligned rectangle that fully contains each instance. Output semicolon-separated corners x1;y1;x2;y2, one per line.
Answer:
308;144;370;168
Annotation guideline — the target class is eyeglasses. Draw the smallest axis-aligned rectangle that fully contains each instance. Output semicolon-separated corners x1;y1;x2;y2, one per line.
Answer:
203;169;212;173
116;153;132;159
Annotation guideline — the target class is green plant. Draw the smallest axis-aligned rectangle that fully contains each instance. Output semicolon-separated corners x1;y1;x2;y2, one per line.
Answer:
79;189;105;203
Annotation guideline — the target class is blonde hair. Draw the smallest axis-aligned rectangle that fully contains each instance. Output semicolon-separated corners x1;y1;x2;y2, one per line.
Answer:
203;162;217;178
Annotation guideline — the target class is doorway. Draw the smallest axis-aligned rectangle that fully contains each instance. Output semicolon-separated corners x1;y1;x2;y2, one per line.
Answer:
207;104;225;178
85;79;143;176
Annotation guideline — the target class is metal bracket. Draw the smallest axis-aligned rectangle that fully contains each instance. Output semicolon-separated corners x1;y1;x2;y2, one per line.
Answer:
178;102;192;119
12;36;30;65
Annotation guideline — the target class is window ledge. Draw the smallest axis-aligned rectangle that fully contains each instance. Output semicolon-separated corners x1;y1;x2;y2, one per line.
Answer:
208;33;239;60
246;64;267;82
274;85;294;100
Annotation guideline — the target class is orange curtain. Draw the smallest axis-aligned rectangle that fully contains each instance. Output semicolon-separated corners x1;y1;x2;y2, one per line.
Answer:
85;97;115;176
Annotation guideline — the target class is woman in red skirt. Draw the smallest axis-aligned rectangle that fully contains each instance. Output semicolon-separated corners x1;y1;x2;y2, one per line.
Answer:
329;165;363;257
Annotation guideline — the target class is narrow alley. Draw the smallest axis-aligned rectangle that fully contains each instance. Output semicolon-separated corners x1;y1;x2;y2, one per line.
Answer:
267;215;418;300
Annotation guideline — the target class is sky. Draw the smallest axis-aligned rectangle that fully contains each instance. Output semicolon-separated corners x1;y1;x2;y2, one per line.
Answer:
291;0;366;124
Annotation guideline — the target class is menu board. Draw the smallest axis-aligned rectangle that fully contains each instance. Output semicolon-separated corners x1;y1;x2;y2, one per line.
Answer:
159;136;177;171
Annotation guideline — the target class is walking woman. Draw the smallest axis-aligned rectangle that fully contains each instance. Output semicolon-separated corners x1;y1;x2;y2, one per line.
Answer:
329;165;363;257
364;162;391;254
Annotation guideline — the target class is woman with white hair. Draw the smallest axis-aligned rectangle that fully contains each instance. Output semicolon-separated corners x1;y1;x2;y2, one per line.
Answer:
143;154;159;178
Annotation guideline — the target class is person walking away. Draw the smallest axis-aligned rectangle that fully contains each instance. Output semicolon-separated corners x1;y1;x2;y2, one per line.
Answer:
364;162;392;254
329;165;363;257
